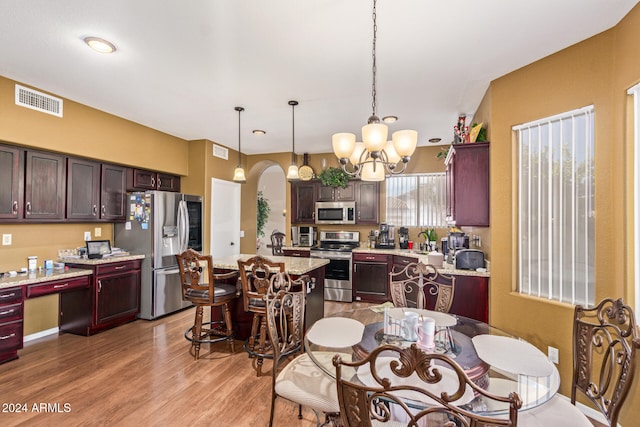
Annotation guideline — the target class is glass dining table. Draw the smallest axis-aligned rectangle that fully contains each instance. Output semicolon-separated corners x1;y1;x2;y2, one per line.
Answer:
304;306;560;416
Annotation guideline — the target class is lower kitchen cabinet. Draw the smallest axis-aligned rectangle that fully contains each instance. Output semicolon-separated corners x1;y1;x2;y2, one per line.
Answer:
283;249;310;258
0;286;24;364
60;260;141;336
448;274;489;323
353;253;391;303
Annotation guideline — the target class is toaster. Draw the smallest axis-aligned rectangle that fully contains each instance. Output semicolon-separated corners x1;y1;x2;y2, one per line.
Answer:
455;249;485;270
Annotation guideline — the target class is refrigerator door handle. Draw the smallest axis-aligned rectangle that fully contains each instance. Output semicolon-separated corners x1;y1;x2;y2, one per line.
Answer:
177;200;190;252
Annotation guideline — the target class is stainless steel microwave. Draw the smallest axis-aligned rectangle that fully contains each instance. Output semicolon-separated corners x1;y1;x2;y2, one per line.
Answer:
315;201;356;225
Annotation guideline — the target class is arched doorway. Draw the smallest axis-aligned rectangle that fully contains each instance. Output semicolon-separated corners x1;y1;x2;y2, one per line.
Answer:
256;164;286;256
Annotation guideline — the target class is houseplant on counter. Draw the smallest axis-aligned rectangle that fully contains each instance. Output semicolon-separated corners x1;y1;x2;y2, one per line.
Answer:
318;167;350;189
417;228;438;251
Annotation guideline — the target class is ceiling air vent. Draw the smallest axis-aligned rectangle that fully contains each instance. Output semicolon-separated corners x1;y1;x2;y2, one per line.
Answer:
213;144;229;160
15;84;63;117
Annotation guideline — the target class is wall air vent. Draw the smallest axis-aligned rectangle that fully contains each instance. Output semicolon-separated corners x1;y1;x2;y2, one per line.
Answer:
15;84;63;117
213;144;229;160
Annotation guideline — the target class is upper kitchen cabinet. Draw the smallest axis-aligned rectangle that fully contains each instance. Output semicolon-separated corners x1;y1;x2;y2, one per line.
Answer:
66;160;126;222
317;181;355;202
24;150;66;221
355;181;379;224
0;144;24;220
100;164;127;221
67;158;101;221
445;142;489;227
126;168;180;192
291;181;316;224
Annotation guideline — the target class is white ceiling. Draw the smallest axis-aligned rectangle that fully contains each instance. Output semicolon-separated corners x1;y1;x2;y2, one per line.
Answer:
0;0;637;155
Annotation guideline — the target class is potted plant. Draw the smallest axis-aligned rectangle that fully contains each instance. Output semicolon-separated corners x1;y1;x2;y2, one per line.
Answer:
417;228;438;251
318;167;350;189
256;191;271;239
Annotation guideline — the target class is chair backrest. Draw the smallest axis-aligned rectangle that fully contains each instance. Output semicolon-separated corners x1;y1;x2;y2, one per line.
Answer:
270;231;286;256
571;297;640;426
389;262;455;312
265;272;308;372
176;248;238;304
333;343;521;426
237;256;285;312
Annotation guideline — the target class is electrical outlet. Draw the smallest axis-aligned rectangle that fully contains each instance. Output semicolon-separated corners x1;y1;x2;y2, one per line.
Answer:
2;234;11;246
240;230;245;238
548;346;559;364
94;227;102;237
84;231;91;241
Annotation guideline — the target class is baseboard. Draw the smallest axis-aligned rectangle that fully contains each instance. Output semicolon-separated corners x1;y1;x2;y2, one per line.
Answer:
24;327;59;343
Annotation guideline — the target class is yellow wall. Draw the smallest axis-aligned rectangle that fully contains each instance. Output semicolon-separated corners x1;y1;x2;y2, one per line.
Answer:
486;4;640;423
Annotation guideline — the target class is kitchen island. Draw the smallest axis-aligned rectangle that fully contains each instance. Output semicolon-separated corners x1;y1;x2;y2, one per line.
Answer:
211;254;329;339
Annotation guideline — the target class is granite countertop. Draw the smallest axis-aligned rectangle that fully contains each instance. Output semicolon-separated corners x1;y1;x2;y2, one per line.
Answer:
0;268;93;290
282;246;311;251
58;254;145;265
352;248;490;277
212;254;329;275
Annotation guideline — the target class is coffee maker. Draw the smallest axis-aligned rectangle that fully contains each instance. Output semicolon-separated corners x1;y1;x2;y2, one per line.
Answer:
446;231;469;263
377;223;395;249
398;227;409;249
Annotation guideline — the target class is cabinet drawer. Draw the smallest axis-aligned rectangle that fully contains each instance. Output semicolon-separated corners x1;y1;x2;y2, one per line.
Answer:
0;303;23;322
0;319;23;353
393;255;416;266
95;260;141;276
353;253;389;262
0;287;23;305
26;276;90;298
283;250;310;258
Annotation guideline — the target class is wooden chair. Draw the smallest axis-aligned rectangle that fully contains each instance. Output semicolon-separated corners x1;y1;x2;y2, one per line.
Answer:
519;297;640;427
333;343;521;426
389;262;455;312
175;249;239;360
266;273;340;427
237;255;285;376
270;230;286;256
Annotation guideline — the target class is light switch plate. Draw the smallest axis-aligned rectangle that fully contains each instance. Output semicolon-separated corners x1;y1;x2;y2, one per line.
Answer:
548;346;559;364
2;234;11;245
94;227;102;237
84;231;91;241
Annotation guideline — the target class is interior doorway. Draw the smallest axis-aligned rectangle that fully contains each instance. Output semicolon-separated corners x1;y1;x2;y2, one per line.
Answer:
257;165;286;256
210;178;241;258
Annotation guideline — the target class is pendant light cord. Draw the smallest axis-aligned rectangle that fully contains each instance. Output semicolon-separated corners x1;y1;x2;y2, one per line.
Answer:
289;100;298;163
235;106;244;167
371;0;378;119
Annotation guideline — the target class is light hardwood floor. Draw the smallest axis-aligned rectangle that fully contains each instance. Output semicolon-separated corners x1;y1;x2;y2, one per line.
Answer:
0;301;365;427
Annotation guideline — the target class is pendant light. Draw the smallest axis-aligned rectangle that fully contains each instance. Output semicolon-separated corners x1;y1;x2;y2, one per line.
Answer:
233;106;247;183
286;100;300;181
331;0;417;181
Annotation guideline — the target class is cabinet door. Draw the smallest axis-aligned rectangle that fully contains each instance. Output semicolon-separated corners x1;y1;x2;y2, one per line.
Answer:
355;181;379;224
96;270;140;325
291;182;316;223
156;172;180;192
447;143;489;226
100;164;126;221
353;261;389;302
316;185;335;202
24;150;66;220
449;275;489;323
67;158;100;220
0;144;23;220
131;169;157;190
335;182;355;201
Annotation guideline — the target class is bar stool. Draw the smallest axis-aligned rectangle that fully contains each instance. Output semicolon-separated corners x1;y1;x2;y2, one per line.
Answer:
237;255;285;376
176;249;239;360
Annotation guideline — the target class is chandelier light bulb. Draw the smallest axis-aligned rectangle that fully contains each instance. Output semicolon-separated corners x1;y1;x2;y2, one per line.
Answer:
332;133;356;159
349;142;366;165
360;161;385;181
384;141;401;164
362;123;388;152
392;129;418;157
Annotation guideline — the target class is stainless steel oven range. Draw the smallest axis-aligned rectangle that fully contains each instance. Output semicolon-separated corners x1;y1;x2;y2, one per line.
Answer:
310;231;360;303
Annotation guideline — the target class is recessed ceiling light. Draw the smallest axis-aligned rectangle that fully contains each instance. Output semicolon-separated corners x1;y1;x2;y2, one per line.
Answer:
252;129;266;135
382;116;398;123
84;37;117;54
428;137;442;143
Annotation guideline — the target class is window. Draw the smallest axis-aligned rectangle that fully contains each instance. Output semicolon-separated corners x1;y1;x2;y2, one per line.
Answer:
628;83;640;321
514;106;595;306
386;174;446;227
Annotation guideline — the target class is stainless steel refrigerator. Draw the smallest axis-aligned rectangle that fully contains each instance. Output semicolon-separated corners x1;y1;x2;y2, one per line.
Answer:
114;191;203;320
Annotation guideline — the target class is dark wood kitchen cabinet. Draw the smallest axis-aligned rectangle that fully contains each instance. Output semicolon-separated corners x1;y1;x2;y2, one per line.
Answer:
24;150;66;221
445;142;489;226
353;253;391;303
355;181;379;224
67;158;101;220
66;161;126;222
126;168;180;192
60;259;141;336
0;144;24;220
0;286;24;365
291;181;316;224
448;274;489;323
317;181;355;202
